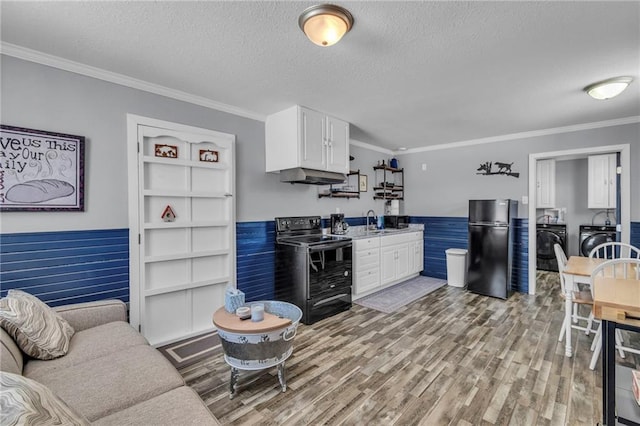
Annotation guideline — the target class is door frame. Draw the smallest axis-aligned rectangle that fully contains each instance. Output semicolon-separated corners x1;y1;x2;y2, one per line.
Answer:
126;113;236;334
527;143;630;295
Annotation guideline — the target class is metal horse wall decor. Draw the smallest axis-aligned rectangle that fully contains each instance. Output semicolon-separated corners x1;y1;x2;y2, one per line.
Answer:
476;161;520;178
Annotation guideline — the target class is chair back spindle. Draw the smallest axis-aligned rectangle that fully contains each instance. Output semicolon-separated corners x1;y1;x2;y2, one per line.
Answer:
589;242;640;260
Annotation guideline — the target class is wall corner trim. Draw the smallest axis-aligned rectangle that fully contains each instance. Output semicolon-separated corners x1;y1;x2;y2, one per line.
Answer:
1;42;266;123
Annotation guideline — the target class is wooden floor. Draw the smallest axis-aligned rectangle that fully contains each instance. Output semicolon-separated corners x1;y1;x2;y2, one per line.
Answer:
180;272;639;425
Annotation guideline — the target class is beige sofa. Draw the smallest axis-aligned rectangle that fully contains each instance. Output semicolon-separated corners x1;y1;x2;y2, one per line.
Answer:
0;299;219;425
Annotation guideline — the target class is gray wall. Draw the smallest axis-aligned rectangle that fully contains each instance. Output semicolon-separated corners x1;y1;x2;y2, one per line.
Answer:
553;158;599;256
0;56;391;233
1;55;638;236
400;125;639;220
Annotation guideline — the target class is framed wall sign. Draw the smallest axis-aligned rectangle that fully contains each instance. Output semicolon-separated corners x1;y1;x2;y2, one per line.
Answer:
0;125;85;211
359;174;368;192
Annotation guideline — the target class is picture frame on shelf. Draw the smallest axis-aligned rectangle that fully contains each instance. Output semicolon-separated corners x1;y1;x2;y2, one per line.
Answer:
199;149;218;163
154;143;178;158
359;174;368;192
0;125;85;211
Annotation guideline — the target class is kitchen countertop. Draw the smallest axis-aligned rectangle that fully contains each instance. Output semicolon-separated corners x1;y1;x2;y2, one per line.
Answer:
333;224;424;240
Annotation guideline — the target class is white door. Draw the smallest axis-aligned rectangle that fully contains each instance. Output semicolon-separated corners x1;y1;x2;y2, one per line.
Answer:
299;107;326;171
326;116;350;173
396;244;410;279
536;159;556;208
127;115;235;346
409;240;423;275
588;154;616;209
380;246;397;285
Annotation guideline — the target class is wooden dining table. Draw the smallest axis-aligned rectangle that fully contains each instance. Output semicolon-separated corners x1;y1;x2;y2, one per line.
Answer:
562;256;607;357
592;272;640;425
562;256;639;357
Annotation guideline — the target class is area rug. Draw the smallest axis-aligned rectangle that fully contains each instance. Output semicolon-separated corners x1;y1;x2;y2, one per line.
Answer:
354;276;448;313
157;331;221;369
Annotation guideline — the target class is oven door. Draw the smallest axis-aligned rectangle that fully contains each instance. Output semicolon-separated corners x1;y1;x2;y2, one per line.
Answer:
307;241;352;298
306;291;352;324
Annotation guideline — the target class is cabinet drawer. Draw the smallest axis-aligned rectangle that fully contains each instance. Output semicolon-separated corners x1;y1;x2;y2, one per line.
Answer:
356;268;380;292
380;233;414;247
408;231;422;242
354;238;380;251
356;250;379;270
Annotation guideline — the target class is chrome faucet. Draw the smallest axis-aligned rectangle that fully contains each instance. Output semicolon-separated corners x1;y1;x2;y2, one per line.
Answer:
366;209;376;231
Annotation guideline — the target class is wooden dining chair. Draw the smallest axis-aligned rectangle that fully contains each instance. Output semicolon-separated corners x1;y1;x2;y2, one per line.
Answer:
588;258;640;370
588;242;639;349
555;244;598;345
589;242;640;260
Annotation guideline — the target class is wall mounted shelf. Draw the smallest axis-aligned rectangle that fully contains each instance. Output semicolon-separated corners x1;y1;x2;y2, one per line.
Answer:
373;165;404;200
318;170;361;199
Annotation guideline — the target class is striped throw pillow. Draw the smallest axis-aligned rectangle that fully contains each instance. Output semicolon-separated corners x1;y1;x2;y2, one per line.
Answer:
0;290;74;360
0;372;89;426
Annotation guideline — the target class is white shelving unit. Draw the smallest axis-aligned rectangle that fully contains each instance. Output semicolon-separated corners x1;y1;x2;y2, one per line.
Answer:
128;116;236;346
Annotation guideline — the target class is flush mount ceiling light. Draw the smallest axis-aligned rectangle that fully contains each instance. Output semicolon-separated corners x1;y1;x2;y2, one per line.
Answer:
584;76;633;100
299;4;353;47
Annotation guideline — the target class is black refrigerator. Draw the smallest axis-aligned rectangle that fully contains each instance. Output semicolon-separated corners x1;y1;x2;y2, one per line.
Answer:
467;199;518;299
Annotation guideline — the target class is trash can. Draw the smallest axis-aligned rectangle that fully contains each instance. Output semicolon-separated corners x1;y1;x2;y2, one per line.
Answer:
445;248;468;288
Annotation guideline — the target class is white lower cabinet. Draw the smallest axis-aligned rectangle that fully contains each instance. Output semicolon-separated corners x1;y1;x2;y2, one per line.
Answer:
409;239;424;275
381;243;409;286
353;231;423;299
353;238;380;295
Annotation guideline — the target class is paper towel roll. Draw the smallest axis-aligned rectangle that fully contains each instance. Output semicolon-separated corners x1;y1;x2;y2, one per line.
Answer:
390;200;400;215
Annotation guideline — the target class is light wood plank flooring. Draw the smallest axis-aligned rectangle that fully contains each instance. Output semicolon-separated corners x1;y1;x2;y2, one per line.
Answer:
179;272;639;425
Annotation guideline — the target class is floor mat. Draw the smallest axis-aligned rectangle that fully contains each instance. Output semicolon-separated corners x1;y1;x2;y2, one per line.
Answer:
354;276;448;313
157;331;221;369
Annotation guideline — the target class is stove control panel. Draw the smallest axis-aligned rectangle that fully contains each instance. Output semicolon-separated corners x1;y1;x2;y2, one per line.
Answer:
276;216;322;232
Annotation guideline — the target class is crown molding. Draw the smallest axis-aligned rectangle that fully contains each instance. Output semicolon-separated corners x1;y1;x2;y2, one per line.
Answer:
400;116;640;154
3;43;637;153
349;139;393;155
1;42;266;122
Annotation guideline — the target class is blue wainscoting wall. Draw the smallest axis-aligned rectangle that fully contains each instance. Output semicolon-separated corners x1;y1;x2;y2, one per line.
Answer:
409;216;529;293
1;220;636;306
632;222;640;249
236;221;276;302
0;229;129;307
411;216;468;279
511;218;529;293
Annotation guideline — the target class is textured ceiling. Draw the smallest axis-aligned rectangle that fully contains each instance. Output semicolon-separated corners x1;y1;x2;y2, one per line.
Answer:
1;1;639;151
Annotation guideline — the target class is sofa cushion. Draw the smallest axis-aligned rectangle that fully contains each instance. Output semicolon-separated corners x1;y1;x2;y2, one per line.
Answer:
92;386;220;425
54;300;127;332
24;321;148;379
0;290;74;360
1;327;23;375
33;345;185;421
0;371;90;426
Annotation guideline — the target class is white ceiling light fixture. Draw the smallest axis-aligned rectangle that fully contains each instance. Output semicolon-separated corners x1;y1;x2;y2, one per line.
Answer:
299;4;353;47
584;76;633;100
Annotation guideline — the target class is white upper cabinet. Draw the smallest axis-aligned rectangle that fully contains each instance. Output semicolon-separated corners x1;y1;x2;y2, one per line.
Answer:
325;116;349;172
265;105;350;174
536;159;556;208
588;153;617;209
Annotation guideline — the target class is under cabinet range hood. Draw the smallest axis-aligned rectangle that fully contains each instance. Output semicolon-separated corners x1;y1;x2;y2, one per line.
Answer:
279;168;347;185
